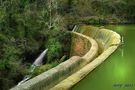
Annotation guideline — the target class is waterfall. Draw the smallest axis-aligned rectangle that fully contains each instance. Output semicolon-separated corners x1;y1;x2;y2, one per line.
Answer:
72;25;77;32
33;49;48;66
17;75;32;85
17;49;48;85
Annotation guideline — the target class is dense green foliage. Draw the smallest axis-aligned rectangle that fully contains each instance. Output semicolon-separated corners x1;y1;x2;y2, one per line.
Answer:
0;0;71;89
58;0;135;24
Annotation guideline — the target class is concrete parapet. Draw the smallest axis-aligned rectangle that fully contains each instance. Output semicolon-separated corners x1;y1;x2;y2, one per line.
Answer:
11;30;98;90
50;25;121;90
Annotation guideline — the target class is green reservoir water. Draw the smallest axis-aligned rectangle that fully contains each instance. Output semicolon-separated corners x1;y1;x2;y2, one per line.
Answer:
72;25;135;90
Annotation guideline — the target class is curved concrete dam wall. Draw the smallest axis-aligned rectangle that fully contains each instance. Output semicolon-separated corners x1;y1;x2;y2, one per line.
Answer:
11;25;121;90
11;31;98;90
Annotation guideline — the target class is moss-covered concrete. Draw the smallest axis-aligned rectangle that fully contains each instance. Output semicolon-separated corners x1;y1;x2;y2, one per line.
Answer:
11;25;120;90
11;31;98;90
70;33;91;57
50;25;121;90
